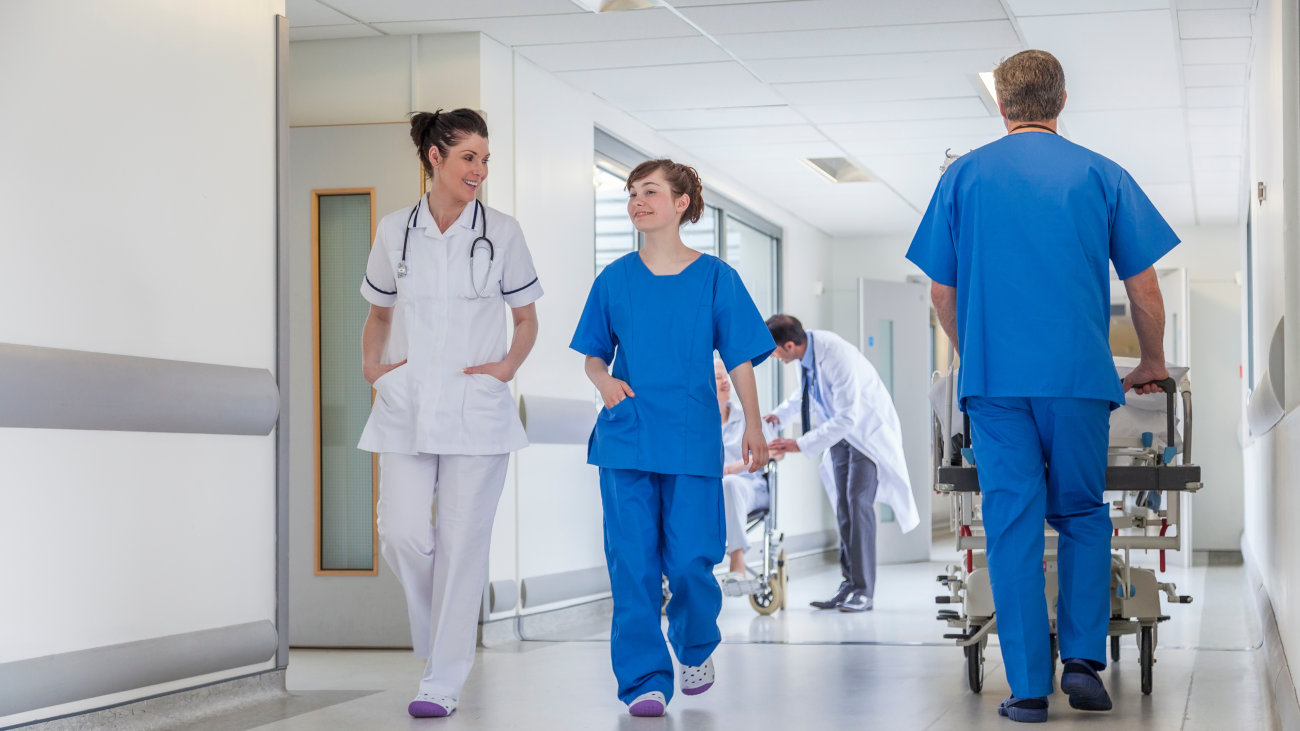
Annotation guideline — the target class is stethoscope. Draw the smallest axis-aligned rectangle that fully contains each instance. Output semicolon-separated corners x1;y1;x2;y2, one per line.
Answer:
396;197;496;299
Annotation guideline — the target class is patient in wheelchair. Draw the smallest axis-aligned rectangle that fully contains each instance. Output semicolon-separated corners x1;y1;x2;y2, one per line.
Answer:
714;358;777;581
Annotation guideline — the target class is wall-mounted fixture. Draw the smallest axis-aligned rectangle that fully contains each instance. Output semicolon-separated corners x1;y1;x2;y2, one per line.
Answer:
1258;181;1267;204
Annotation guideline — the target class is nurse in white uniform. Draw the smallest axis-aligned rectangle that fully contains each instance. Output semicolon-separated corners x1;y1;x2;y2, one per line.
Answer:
357;108;543;719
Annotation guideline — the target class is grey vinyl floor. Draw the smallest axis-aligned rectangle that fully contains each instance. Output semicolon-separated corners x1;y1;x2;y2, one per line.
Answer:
181;549;1273;731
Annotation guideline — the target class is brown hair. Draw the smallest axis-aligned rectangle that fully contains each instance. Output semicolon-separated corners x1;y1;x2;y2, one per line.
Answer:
626;159;705;226
993;50;1066;123
409;108;489;179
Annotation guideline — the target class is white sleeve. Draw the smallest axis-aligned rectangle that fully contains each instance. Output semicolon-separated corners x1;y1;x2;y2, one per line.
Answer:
500;218;543;308
360;225;397;308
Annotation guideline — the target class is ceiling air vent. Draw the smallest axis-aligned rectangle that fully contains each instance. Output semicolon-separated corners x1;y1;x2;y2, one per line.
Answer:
801;157;874;184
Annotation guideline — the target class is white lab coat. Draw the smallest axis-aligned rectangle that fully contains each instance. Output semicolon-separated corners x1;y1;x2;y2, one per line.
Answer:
357;197;543;455
770;330;920;532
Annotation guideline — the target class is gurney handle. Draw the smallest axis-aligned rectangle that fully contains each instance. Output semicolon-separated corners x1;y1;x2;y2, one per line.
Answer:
1129;377;1178;463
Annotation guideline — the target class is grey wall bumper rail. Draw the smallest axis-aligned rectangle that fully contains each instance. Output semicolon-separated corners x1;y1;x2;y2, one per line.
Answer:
0;343;279;435
0;621;278;717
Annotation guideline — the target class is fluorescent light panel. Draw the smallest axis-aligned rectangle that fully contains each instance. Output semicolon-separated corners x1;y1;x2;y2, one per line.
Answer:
802;157;874;183
570;0;657;11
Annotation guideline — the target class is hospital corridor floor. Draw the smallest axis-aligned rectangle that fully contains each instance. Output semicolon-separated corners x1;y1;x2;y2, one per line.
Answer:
178;553;1273;731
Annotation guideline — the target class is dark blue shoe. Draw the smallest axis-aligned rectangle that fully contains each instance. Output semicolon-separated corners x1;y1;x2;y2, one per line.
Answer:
998;696;1048;723
1060;658;1113;711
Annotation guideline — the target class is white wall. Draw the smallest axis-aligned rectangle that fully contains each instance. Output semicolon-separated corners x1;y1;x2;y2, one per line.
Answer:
0;0;282;725
288;32;836;619
1241;0;1300;705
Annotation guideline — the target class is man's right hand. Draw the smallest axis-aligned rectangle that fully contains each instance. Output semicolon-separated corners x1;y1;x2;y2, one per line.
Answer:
597;377;635;408
1122;360;1170;394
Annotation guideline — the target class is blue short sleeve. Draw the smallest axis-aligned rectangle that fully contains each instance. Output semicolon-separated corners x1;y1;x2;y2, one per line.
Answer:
570;275;615;364
1109;170;1180;280
713;265;776;371
905;177;959;287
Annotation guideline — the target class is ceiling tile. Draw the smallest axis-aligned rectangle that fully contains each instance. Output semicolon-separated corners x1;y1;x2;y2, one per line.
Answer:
1194;179;1242;223
1177;9;1253;38
1185;85;1246;107
285;0;356;27
323;0;581;23
1018;11;1181;111
1140;183;1196;226
821;117;1007;141
1007;0;1168;15
1181;37;1252;64
1187;106;1245;125
715;20;1020;61
1188;125;1243;150
1182;63;1248;86
289;24;382;41
635;105;807;130
1193;155;1241;174
746;47;1024;84
772;75;981;105
1177;0;1253;10
374;8;694;45
517;36;726;72
559;62;784;111
835;133;999;157
798;97;990;124
680;0;1006;35
1063;108;1191;185
662;124;829;148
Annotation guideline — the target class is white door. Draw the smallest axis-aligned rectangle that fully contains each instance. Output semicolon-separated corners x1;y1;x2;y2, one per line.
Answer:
288;123;420;647
857;279;932;564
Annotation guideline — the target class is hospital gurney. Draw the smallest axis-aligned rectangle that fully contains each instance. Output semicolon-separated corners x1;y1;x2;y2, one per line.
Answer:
930;366;1203;696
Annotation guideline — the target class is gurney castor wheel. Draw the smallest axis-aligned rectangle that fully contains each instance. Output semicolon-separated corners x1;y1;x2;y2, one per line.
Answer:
1111;635;1121;662
966;633;984;693
1050;632;1059;675
749;575;782;616
1139;625;1154;695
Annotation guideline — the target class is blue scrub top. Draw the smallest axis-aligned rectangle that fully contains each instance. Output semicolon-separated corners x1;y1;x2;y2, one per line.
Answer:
905;131;1179;409
570;253;775;478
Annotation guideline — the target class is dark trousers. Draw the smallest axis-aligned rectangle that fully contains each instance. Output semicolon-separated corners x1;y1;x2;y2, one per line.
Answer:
829;440;879;597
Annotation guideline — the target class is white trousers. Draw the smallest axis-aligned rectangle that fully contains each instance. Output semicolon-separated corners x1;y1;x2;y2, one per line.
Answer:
722;474;768;555
377;452;508;698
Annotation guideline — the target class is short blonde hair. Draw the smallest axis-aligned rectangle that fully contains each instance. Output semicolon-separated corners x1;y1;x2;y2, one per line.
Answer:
993;50;1066;122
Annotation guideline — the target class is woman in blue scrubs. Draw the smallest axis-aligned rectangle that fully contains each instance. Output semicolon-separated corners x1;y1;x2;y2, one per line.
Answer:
570;159;775;717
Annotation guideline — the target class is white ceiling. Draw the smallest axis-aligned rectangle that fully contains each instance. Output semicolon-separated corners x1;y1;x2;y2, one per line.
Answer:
286;0;1253;237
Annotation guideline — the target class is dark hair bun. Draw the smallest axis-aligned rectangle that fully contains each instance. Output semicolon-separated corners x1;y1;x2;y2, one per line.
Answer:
409;108;489;179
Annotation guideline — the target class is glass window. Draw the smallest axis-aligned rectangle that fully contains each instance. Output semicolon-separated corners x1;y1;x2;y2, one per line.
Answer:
681;204;719;256
725;215;780;411
595;163;636;275
316;191;376;573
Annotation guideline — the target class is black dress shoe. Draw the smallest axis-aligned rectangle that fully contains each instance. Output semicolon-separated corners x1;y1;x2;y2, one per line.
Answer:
836;590;873;612
810;583;853;609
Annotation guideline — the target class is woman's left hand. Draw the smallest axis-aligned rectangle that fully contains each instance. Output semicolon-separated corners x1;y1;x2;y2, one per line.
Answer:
741;424;769;473
464;361;515;383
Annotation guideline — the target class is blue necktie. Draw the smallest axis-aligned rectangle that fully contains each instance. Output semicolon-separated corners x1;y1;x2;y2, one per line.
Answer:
801;365;812;435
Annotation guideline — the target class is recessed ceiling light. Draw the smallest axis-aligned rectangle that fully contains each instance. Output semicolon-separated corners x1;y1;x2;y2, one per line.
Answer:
801;157;874;184
975;71;999;115
569;0;657;11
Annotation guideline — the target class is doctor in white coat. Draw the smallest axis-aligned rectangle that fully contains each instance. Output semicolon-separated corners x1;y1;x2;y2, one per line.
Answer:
358;109;543;719
764;315;917;612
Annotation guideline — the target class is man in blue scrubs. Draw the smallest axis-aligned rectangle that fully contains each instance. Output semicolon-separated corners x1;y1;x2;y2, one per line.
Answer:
906;49;1178;723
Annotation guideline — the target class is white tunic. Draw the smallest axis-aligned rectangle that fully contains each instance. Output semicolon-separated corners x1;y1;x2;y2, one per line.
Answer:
357;197;543;455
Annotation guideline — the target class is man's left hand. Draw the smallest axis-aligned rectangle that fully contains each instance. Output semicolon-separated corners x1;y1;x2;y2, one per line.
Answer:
769;437;800;456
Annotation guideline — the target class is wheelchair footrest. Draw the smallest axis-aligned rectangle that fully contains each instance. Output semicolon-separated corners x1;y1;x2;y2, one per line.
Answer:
720;576;765;597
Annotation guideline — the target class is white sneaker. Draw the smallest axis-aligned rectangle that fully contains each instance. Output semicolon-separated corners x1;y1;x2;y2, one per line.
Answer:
628;691;666;716
408;692;456;717
680;656;715;696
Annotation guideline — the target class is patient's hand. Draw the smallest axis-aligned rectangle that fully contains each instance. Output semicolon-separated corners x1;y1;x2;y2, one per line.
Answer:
723;460;745;476
763;414;781;426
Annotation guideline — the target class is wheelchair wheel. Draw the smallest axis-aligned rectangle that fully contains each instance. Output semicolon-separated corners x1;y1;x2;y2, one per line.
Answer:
966;632;984;693
749;574;783;616
1139;625;1154;695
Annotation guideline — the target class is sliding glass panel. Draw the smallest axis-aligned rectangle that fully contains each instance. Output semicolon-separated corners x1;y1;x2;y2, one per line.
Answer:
682;204;719;256
595;164;636;275
725;215;779;412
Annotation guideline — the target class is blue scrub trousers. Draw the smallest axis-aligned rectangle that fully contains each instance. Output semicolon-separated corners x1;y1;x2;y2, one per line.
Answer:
599;468;726;705
966;397;1112;699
